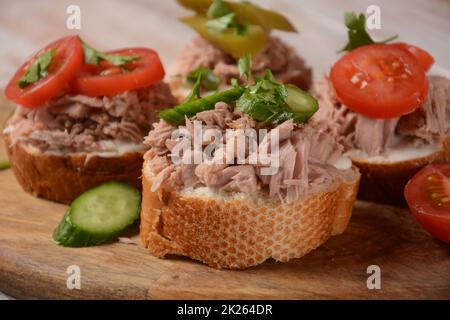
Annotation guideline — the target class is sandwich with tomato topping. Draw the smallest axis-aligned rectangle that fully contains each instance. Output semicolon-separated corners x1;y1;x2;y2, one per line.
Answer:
140;56;360;269
3;36;176;204
169;0;312;101
314;12;450;205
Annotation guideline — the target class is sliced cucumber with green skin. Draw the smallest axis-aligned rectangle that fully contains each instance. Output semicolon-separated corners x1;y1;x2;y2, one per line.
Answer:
286;84;319;114
0;160;11;170
53;182;141;247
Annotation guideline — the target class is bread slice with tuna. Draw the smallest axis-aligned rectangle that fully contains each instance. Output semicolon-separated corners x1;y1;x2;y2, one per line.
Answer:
139;102;360;269
314;76;450;205
3;82;176;204
350;138;450;205
3;133;144;204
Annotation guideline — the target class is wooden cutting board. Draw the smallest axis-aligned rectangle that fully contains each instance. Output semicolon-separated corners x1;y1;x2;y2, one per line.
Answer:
0;168;449;300
0;97;449;299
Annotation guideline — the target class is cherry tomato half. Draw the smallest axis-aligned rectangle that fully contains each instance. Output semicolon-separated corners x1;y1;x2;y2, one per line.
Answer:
330;44;428;119
405;164;450;244
73;48;165;97
5;36;84;108
391;42;435;72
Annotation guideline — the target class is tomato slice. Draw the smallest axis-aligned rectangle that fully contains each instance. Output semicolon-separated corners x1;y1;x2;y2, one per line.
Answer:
73;48;165;97
404;164;450;244
330;44;428;119
5;36;83;108
391;42;434;72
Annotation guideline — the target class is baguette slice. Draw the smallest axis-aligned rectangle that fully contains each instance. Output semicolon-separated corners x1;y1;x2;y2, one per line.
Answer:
350;136;450;206
140;160;360;269
3;133;144;204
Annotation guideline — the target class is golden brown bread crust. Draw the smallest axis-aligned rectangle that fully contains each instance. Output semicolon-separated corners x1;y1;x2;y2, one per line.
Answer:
351;136;450;206
3;133;144;204
140;160;360;269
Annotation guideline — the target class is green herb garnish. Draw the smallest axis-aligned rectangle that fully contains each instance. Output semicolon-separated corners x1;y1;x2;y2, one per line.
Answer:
82;41;139;66
207;0;231;18
0;160;11;170
160;55;318;125
238;53;252;79
185;73;202;102
206;12;236;32
187;66;220;91
235;69;318;124
339;11;398;53
18;49;56;88
205;1;248;35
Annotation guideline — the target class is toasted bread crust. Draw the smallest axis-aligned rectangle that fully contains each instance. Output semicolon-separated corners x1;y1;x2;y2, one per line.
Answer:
140;160;360;269
3;133;144;204
351;137;450;206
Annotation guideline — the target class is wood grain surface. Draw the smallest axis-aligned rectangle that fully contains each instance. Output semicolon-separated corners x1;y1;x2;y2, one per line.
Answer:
0;0;449;300
0;157;449;299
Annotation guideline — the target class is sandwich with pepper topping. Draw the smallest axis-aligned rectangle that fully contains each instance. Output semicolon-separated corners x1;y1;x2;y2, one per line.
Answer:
169;0;312;101
313;12;450;205
3;36;176;203
140;56;360;269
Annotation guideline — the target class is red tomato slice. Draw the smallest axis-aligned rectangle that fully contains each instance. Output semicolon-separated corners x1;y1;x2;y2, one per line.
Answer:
405;164;450;244
391;42;435;72
5;36;83;108
73;48;165;97
330;44;428;119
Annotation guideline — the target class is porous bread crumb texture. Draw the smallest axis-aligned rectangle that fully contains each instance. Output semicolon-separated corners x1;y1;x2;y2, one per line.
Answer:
140;161;360;269
3;133;144;204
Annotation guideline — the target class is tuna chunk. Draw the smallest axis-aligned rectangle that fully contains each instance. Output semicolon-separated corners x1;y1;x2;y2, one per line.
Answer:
144;103;347;204
6;81;176;153
195;102;233;128
220;165;258;194
397;76;450;142
354;116;399;156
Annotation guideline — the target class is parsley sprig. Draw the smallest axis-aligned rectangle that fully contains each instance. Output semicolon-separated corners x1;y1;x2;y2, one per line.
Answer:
339;11;398;53
238;53;252;79
82;41;139;67
187;66;220;91
207;0;232;18
185;73;202;103
205;0;248;35
235;68;318;125
18;49;56;88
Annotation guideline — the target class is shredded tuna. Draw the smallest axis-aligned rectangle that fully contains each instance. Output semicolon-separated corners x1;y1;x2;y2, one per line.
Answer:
397;76;450;142
5;81;176;153
145;102;350;203
194;102;233;127
173;36;312;90
314;76;450;156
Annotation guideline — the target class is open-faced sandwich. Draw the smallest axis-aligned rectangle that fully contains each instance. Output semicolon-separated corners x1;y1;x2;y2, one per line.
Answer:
314;12;450;205
169;0;312;101
140;56;360;269
3;36;176;204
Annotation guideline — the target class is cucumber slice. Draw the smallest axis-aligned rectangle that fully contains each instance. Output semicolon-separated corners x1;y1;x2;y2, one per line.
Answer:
53;182;141;247
0;160;11;170
286;84;319;114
